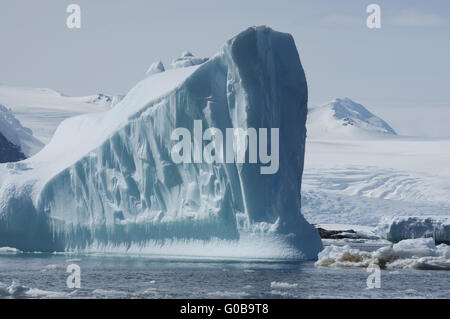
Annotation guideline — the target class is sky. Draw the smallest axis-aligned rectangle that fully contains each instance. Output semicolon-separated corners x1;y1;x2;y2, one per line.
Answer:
0;0;449;135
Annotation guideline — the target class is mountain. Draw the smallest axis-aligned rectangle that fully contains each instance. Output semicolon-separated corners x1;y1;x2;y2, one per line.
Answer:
0;86;114;144
0;26;322;259
307;98;397;139
0;104;43;160
0;131;26;163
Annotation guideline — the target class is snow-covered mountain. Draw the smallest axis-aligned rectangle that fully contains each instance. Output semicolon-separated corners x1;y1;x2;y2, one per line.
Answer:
146;61;165;76
307;98;397;139
302;98;450;227
0;130;25;163
0;86;114;144
0;26;322;259
0;104;43;161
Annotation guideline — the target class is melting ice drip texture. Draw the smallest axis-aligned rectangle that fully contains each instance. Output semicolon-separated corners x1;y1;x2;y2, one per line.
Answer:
0;26;322;259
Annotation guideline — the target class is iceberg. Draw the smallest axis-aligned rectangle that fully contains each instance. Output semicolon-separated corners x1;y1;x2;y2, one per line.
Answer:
375;216;450;245
315;238;450;270
0;26;322;260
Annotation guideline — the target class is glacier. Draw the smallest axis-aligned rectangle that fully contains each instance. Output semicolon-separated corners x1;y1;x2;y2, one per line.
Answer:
0;26;322;260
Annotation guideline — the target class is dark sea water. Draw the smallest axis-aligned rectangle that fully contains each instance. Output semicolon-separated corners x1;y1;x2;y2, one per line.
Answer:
1;251;449;299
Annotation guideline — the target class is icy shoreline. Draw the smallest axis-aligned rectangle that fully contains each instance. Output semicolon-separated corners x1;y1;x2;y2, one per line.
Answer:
316;238;450;270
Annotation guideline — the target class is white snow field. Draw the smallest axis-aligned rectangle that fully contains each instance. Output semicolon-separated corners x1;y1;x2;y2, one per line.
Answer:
0;26;322;259
302;98;450;228
0;85;113;145
0;104;43;157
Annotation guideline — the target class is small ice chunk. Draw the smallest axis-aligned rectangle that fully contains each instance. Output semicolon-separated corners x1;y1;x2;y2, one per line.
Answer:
270;282;298;289
146;60;165;76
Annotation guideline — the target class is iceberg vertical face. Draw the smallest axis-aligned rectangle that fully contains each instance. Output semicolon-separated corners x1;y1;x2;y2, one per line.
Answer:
0;26;322;260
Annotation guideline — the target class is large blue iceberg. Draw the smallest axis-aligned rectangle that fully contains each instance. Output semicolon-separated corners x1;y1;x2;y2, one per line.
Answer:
0;26;322;259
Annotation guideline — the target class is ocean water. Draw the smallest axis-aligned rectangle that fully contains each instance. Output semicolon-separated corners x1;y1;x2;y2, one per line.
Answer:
1;249;449;299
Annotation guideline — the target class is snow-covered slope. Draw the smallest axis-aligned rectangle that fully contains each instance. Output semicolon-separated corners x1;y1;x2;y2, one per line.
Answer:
0;104;43;159
0;26;322;259
146;61;165;76
302;138;450;226
307;98;396;139
0;86;113;144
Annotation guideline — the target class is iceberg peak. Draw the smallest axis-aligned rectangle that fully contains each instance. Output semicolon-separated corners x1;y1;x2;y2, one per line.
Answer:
171;51;208;69
146;60;165;76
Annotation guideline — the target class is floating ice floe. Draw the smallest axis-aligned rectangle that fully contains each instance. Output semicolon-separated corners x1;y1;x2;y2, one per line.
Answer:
270;281;299;289
0;26;322;260
0;246;22;254
315;238;450;270
375;216;450;245
0;281;68;298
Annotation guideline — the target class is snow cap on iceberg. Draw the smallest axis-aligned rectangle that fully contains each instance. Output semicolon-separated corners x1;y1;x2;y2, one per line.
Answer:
375;216;450;245
171;51;208;69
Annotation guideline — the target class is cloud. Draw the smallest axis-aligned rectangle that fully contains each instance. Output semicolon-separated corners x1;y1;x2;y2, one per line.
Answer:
387;9;449;28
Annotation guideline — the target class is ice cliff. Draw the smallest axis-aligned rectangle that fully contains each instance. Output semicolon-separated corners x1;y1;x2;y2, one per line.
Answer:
0;104;43;161
0;26;322;259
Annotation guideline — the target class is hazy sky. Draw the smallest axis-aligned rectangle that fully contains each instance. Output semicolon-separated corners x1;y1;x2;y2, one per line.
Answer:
0;0;449;109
